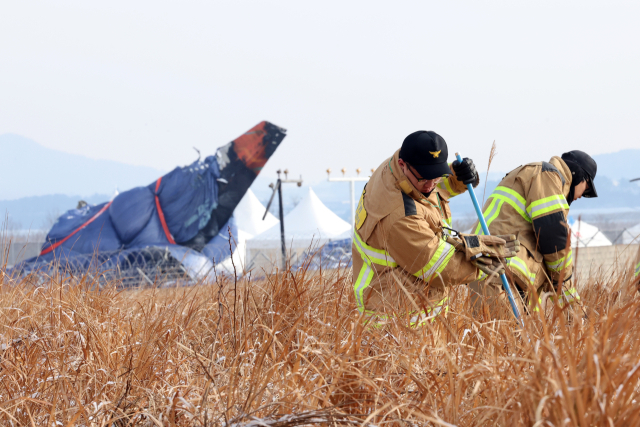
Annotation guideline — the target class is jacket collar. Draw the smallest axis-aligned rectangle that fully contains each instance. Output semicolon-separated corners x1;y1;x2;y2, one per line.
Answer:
389;150;440;205
549;156;572;198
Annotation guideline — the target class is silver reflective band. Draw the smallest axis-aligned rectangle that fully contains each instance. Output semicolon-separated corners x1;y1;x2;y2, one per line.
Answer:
506;256;536;284
492;188;527;216
528;197;568;218
414;241;455;280
353;230;397;267
354;263;374;312
545;251;573;272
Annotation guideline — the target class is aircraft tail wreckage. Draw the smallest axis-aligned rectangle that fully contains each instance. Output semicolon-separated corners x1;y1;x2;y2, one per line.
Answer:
12;121;286;286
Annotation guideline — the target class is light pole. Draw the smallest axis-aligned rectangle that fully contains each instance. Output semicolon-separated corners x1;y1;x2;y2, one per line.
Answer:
327;168;373;226
263;169;303;270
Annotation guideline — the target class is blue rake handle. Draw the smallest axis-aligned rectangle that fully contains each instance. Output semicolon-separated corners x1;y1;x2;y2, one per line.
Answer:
455;153;524;326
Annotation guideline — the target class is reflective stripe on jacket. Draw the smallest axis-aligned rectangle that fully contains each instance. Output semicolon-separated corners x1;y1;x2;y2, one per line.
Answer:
473;156;574;292
634;246;640;279
352;150;478;323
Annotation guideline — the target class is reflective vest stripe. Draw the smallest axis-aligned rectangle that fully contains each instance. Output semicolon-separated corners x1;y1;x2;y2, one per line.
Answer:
438;175;460;197
484;199;504;230
476;186;569;236
635;261;640;278
354;263;374;313
527;194;569;219
413;239;456;280
549;287;581;306
353;261;449;325
409;297;449;327
563;287;580;303
474;197;500;234
353;230;397;267
506;256;536;285
545;250;573;273
352;231;450;324
491;187;531;223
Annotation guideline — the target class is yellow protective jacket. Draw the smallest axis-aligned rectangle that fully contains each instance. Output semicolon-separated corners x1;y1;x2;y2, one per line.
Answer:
472;156;573;293
352;150;479;324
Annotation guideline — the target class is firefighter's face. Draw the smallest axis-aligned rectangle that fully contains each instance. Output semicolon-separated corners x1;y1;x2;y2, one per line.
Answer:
398;159;441;193
573;180;589;201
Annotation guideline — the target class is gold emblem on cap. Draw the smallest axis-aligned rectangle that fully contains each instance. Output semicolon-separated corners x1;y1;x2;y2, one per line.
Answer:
430;150;441;158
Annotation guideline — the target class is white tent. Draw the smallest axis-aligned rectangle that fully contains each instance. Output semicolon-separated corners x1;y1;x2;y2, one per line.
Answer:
570;218;612;247
247;187;351;250
214;228;253;274
621;223;640;245
233;189;279;238
212;189;279;273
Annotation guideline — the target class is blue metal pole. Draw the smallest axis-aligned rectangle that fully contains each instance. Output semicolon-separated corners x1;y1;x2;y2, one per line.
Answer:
455;153;524;325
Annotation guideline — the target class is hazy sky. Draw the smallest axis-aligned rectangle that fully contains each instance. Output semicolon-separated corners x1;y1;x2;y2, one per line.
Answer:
2;1;639;182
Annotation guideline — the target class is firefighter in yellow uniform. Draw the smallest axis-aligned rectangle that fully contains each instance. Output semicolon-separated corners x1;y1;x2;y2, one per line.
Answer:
352;131;520;326
470;150;598;316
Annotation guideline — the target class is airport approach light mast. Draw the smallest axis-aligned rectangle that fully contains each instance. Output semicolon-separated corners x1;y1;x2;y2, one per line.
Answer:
263;169;303;270
327;168;373;227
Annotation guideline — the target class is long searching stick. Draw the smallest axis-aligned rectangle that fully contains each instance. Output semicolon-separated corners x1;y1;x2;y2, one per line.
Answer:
455;152;524;326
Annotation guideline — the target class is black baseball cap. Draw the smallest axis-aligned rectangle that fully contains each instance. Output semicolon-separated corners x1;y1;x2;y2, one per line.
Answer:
561;150;598;198
399;131;452;180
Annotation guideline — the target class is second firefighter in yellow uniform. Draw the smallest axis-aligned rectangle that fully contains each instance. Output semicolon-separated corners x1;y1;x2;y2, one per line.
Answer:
470;150;598;314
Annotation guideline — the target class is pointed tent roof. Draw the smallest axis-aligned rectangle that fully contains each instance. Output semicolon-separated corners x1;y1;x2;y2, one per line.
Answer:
622;223;640;245
247;188;351;249
569;217;612;247
233;189;279;237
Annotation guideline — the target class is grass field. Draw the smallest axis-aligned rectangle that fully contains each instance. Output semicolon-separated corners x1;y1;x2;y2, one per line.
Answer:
1;259;640;426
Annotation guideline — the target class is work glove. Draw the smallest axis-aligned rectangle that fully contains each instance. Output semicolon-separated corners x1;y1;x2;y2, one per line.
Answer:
457;233;519;260
451;157;480;188
474;256;506;278
446;234;516;278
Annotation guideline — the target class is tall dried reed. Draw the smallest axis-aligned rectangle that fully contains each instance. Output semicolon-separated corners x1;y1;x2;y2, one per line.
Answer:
1;258;640;426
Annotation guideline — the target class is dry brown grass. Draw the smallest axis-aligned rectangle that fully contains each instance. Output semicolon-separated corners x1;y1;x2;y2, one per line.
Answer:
1;260;640;426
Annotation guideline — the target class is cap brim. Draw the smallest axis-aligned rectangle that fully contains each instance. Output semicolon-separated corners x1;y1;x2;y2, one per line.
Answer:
583;176;598;198
413;162;452;180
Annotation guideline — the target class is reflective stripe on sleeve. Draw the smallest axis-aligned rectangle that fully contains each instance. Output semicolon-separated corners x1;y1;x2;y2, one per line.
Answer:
527;194;569;219
413;238;456;280
545;250;573;273
437;175;460;197
635;261;640;278
506;256;536;285
474;186;567;236
353;229;397;267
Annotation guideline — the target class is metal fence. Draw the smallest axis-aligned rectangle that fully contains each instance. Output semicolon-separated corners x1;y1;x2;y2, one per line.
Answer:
2;242;43;267
5;246;198;289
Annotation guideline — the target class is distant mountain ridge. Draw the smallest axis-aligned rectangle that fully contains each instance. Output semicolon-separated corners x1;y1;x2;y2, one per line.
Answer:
592;149;640;182
0;134;638;231
0;134;166;200
484;150;640;183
